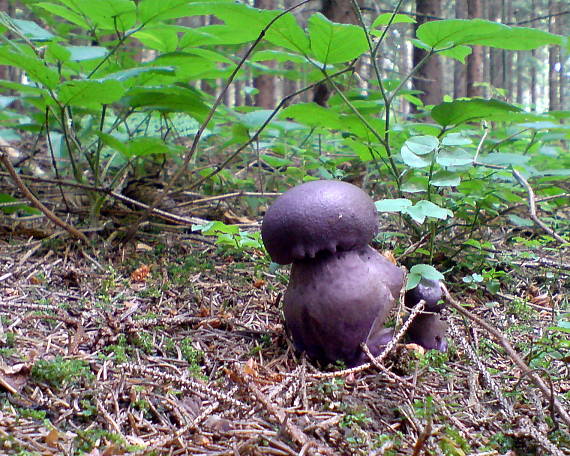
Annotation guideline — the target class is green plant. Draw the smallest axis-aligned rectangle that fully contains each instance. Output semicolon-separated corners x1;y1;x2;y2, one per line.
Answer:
179;337;206;379
31;356;93;389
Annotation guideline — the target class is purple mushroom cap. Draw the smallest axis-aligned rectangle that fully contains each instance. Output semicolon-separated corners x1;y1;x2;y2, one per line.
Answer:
283;246;404;366
404;279;444;312
261;180;379;265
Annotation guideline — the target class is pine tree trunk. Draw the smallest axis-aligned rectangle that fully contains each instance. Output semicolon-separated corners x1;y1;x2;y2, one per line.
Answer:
466;0;484;97
253;0;276;108
453;0;467;98
412;0;443;108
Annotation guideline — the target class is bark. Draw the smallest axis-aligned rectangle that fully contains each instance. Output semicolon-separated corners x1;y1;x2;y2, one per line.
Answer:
548;0;560;111
412;0;443;108
453;0;468;98
503;0;514;97
466;0;484;97
253;0;276;108
488;0;503;92
515;53;523;105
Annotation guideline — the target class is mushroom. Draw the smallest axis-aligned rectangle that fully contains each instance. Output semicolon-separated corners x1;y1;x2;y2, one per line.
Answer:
262;180;404;366
404;279;447;351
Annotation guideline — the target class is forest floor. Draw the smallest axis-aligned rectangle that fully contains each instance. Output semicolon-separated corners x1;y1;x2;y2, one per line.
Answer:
0;178;569;456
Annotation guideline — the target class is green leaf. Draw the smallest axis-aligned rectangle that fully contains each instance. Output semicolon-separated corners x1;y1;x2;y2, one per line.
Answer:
507;215;534;227
403;135;439;155
94;132;128;154
308;13;368;64
437;148;473;167
417;19;563;51
122;86;209;121
57;80;125;108
375;198;412;212
400;135;439;168
430;170;461;187
194;221;240;235
281;102;342;129
407;264;444;290
11;18;54;41
410;264;444;281
401;175;428;193
66;46;108;61
239;110;276;129
0;193;41;215
262;155;292;168
197;2;309;52
133;27;180;52
432;99;522;127
36;3;90;29
125;137;180;158
100;66;175;82
372;13;415;27
149;52;217;81
441;133;472;146
405;273;422;291
405;200;453;224
0;46;59;89
477;153;530;166
139;0;195;23
251;49;307;64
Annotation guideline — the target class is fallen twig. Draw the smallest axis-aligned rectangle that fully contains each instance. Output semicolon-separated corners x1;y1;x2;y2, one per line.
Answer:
0;149;89;243
235;364;341;456
512;168;566;244
442;284;570;428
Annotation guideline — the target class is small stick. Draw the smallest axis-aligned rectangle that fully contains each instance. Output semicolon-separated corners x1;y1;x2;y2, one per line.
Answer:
511;168;566;244
0;150;89;243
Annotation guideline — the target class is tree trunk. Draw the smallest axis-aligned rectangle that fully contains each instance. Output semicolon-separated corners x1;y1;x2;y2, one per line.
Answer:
502;0;514;99
412;0;443;108
515;53;524;105
466;0;484;97
453;0;467;98
548;0;560;111
253;0;276;108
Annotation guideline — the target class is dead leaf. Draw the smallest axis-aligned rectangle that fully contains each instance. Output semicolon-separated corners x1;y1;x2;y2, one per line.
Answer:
223;209;254;225
253;278;265;288
382;250;397;265
204;415;233;432
0;363;32;393
29;275;43;285
130;264;150;283
530;293;551;307
405;343;426;355
45;428;59;447
243;358;258;377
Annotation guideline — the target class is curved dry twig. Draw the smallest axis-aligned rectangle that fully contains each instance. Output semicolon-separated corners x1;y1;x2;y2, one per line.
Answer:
0;149;89;243
441;283;570;428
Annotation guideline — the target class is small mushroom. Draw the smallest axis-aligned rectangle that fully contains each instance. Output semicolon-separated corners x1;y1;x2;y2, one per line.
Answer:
404;279;447;351
262;180;404;366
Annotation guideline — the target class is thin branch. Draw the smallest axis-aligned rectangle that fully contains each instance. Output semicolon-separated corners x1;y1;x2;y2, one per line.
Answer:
0;150;89;243
511;169;566;244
